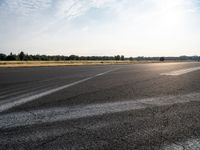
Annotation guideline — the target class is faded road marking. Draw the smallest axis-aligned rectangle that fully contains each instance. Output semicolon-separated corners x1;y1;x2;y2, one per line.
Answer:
160;66;200;76
0;92;200;129
162;138;200;150
0;69;117;113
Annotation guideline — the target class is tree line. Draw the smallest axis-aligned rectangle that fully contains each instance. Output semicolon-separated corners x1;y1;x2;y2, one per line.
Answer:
0;52;125;61
0;51;199;61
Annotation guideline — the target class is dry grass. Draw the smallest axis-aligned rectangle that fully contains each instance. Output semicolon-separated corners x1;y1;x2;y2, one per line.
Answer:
0;60;161;68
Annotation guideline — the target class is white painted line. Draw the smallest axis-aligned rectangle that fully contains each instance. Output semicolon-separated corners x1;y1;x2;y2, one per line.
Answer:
0;92;200;129
95;69;115;77
161;66;200;76
0;69;117;113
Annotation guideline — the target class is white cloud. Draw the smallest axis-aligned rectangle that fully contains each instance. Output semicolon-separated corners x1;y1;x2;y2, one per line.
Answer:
55;0;87;20
0;0;51;17
54;0;116;20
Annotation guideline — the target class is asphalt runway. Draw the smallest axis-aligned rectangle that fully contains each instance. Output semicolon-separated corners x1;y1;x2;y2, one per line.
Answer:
0;62;200;150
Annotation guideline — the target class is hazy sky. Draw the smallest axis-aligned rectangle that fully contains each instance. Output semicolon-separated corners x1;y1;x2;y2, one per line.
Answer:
0;0;200;56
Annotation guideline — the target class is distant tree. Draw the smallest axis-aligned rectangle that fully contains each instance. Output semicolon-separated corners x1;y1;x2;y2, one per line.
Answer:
0;53;6;60
129;57;133;61
18;51;25;60
69;55;79;60
120;55;125;60
160;57;165;62
41;55;48;61
24;54;33;60
6;53;17;60
136;56;144;61
114;55;121;60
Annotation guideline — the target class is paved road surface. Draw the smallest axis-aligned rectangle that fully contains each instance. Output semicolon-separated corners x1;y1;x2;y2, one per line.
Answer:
0;62;200;150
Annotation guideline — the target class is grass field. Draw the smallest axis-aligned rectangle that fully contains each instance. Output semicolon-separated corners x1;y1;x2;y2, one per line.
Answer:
0;60;163;68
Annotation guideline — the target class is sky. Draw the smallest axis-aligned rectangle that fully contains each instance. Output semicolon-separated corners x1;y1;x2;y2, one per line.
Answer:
0;0;200;57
